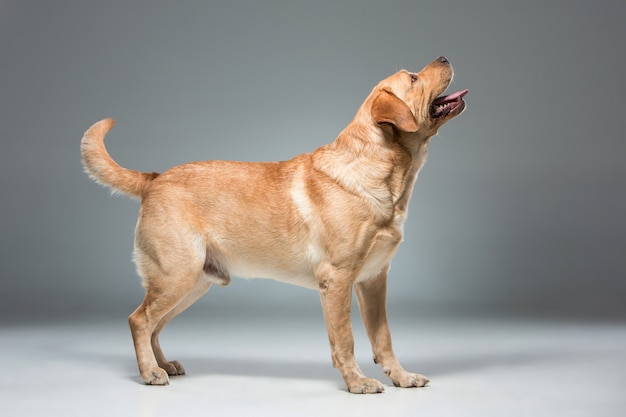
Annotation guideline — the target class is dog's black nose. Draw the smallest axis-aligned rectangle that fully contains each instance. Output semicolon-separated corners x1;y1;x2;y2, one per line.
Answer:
438;56;449;64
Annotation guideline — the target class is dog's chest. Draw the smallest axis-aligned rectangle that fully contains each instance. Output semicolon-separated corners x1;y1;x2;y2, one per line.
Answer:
355;223;404;283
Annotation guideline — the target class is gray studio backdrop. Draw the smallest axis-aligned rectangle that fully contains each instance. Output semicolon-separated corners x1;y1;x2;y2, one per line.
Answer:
1;1;624;322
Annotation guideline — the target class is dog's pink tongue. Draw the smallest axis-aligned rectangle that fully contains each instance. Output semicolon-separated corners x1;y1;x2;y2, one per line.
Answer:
435;89;469;104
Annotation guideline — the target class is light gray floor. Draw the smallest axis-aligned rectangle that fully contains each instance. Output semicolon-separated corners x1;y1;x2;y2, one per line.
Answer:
2;314;625;417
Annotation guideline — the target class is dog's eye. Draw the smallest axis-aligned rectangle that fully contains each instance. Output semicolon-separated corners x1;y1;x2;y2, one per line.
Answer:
410;74;418;83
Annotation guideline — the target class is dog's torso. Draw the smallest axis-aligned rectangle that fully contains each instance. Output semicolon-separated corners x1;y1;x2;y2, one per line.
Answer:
135;134;427;290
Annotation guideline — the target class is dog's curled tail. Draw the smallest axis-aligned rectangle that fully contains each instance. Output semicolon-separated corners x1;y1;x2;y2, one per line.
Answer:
81;118;159;199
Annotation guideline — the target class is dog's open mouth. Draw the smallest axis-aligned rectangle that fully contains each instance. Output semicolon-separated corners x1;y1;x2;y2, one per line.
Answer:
430;89;469;119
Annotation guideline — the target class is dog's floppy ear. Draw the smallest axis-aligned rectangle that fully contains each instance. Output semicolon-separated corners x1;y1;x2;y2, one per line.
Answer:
371;88;419;133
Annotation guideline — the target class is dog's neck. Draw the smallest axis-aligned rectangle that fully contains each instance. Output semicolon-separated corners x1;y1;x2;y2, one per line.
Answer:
311;119;432;222
376;126;434;219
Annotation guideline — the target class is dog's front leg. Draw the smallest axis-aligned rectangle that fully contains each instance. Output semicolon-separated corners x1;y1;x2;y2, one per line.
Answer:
318;267;385;394
355;269;429;388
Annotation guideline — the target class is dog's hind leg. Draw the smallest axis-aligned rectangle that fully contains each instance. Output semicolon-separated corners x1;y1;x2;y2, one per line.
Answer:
128;270;208;385
150;277;212;377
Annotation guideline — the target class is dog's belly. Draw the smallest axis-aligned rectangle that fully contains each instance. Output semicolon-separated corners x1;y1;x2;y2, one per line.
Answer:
227;261;319;289
218;237;321;290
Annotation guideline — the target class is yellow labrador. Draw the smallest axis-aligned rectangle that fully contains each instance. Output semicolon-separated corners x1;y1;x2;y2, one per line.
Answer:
81;56;467;393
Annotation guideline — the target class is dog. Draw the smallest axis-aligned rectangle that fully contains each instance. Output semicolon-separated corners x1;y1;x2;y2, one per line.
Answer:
81;56;467;393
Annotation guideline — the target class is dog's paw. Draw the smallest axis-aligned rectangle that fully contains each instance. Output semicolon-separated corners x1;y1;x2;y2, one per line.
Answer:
160;360;186;376
388;369;429;388
141;367;170;385
347;377;385;394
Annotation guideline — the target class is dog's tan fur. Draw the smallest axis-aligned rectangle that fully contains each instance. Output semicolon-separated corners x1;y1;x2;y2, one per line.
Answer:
81;57;466;393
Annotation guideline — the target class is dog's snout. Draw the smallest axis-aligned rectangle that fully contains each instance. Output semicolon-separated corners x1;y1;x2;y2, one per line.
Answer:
438;56;449;64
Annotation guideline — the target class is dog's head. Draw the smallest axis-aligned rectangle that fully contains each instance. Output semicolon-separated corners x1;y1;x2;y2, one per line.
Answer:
369;56;467;140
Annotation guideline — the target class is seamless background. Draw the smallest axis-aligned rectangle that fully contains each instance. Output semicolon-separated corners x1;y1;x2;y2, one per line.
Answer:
1;0;625;323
